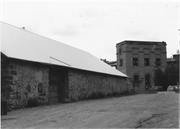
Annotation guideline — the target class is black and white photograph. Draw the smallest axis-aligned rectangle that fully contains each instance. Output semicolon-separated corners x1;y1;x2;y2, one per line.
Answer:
1;0;179;128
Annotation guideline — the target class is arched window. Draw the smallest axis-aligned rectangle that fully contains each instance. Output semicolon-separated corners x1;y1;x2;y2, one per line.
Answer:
133;74;139;87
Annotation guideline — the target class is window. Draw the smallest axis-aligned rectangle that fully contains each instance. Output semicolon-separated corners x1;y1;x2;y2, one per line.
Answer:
133;58;138;66
120;59;123;67
156;58;161;66
144;58;150;66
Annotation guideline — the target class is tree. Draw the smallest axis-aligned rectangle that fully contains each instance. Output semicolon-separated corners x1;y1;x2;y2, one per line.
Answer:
154;50;180;90
154;68;168;90
162;73;169;90
154;68;164;86
165;63;179;86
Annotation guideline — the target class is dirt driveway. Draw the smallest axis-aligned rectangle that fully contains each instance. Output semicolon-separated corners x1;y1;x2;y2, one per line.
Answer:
1;92;179;129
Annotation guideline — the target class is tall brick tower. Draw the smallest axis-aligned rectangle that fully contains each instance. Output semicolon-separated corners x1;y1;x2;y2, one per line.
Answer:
116;40;167;92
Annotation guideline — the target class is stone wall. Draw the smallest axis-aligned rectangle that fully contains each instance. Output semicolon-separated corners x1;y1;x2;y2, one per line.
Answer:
1;57;49;109
116;44;127;74
1;54;10;101
68;69;128;101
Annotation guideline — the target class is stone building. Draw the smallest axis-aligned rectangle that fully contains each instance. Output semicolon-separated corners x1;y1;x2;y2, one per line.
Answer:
167;54;179;65
1;22;128;110
116;40;167;92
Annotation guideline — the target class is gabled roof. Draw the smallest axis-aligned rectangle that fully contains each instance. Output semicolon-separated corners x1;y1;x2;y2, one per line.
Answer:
1;22;127;77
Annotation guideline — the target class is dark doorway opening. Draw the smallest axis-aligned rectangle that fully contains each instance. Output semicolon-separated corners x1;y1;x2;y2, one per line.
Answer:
49;67;67;104
133;74;139;87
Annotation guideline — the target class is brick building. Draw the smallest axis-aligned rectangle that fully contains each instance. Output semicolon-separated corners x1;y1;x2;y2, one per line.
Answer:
116;40;167;92
1;22;128;110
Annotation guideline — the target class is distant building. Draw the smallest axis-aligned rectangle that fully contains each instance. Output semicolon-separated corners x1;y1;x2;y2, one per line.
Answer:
167;54;179;65
116;40;167;92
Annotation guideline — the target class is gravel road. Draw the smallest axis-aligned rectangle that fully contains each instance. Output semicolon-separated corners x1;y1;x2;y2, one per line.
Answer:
1;91;179;129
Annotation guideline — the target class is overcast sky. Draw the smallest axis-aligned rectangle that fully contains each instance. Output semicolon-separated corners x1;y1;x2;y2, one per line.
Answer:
1;0;179;60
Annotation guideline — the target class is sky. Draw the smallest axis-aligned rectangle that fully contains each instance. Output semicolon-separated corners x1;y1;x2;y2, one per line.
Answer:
0;0;179;60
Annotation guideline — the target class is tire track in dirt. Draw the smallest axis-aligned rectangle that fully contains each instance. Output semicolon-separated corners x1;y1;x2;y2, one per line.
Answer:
135;113;166;128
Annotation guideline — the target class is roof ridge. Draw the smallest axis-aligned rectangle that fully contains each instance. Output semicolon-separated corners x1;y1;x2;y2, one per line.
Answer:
1;21;127;77
1;21;90;54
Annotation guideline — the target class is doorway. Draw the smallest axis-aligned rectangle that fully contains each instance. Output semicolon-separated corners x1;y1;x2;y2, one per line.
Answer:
145;74;151;90
49;68;66;104
133;74;139;87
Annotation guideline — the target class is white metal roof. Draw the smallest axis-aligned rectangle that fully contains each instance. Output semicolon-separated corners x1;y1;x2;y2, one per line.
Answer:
1;22;127;77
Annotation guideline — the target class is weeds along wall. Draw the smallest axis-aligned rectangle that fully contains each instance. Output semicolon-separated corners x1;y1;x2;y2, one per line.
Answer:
68;69;128;101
